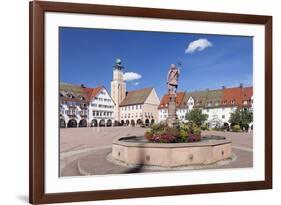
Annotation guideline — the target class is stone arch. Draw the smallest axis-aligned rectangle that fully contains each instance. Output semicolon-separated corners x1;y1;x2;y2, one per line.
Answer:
107;119;112;127
79;119;88;127
114;120;119;126
223;122;230;131
136;119;142;125
67;119;77;128
242;124;249;131
91;119;98;127
145;119;150;126
125;120;130;126
120;120;124;126
151;119;155;124
59;119;66;128
99;119;106;127
130;119;135;126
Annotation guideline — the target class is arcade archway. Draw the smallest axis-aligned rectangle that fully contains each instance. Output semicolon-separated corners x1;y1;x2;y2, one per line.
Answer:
67;119;77;128
59;119;66;128
107;119;112;127
79;119;87;127
91;119;98;127
99;119;105;127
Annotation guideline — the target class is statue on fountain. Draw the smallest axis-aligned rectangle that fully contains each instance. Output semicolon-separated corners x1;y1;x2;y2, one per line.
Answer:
167;64;180;95
166;64;180;127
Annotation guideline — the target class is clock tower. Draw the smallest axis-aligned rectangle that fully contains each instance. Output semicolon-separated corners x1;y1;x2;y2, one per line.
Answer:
111;59;126;121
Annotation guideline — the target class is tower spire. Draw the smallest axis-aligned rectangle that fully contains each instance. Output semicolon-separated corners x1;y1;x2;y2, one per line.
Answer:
113;58;124;70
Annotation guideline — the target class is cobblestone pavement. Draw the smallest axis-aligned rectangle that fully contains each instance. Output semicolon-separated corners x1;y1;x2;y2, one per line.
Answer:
60;127;253;176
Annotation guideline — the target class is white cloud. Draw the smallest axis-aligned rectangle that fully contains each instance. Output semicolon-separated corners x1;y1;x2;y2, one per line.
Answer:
123;72;142;81
132;82;139;86
185;38;212;54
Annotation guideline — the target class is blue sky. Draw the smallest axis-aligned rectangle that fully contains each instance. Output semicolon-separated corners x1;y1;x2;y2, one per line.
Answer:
59;27;253;98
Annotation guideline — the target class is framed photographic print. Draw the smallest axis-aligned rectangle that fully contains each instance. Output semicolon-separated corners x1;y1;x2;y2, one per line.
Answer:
29;1;272;204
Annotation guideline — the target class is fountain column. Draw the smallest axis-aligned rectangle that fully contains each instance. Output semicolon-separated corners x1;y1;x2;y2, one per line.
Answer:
167;94;177;127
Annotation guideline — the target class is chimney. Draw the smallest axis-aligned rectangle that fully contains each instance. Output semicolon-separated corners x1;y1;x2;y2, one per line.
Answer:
239;83;243;88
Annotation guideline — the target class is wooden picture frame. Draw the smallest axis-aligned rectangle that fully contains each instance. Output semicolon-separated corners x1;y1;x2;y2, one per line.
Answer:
29;1;272;204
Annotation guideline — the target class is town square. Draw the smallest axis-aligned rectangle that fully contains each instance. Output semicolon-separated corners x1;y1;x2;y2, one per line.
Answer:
59;27;253;176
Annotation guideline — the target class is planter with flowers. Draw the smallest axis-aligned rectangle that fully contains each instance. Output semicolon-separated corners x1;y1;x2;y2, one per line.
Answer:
144;122;202;143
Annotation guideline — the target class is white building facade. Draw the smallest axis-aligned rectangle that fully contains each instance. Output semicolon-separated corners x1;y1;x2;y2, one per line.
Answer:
119;88;160;126
59;83;115;128
88;87;115;127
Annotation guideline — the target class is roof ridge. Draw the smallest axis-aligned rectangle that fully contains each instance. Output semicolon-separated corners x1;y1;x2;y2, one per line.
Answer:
127;87;153;92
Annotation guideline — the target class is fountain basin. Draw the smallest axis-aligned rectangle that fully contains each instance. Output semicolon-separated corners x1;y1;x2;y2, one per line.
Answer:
112;136;232;167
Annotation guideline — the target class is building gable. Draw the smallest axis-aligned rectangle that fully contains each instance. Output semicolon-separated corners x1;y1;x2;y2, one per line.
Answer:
144;88;160;105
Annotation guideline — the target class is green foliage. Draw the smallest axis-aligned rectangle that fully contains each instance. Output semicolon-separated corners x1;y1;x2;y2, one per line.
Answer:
193;126;202;136
177;129;188;142
164;127;179;137
232;124;242;132
150;123;166;132
229;109;253;131
144;130;153;141
185;109;208;126
200;123;209;131
179;123;189;132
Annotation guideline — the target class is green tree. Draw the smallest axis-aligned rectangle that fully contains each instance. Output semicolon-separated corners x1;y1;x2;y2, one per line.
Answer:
185;108;208;126
229;109;253;130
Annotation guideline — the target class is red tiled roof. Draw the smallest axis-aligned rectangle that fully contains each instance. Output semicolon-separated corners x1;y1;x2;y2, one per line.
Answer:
221;86;253;107
158;92;186;109
241;87;253;102
158;86;253;109
83;87;103;102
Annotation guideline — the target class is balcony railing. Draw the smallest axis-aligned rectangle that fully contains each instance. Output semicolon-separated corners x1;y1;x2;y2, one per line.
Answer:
68;105;77;109
67;113;77;118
